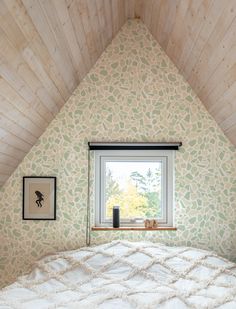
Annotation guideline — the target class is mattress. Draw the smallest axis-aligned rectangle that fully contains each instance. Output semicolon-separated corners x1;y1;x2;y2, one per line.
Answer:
0;240;236;309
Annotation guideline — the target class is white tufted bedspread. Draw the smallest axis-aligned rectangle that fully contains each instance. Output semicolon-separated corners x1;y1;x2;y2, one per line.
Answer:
1;240;236;309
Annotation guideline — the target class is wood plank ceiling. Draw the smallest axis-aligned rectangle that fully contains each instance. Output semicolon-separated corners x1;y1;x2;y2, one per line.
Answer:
0;0;128;187
0;0;236;187
135;0;236;145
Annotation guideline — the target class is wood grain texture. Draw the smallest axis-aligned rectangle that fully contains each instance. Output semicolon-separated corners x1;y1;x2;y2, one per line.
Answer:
0;0;127;186
91;227;177;231
0;0;236;187
137;0;236;147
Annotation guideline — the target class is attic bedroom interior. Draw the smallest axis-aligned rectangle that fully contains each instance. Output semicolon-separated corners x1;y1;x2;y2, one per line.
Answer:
0;0;236;308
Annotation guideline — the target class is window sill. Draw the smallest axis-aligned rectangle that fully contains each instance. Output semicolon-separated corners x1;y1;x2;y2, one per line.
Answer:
91;227;177;231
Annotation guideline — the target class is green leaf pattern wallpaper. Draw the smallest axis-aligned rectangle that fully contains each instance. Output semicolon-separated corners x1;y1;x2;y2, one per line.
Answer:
0;20;236;288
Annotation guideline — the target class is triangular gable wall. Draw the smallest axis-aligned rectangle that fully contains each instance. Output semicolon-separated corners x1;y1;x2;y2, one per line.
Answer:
0;20;235;288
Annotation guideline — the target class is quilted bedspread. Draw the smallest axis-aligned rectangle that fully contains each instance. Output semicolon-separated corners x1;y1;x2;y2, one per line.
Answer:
1;241;236;309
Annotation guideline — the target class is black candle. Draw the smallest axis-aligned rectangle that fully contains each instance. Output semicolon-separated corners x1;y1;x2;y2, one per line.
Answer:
113;206;120;228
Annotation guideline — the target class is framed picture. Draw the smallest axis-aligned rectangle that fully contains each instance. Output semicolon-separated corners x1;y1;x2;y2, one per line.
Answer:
23;176;56;220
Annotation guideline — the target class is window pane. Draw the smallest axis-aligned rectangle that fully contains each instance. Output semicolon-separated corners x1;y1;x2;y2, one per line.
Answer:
105;161;162;221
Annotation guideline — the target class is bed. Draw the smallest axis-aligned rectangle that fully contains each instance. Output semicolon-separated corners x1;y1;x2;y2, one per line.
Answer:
0;240;236;309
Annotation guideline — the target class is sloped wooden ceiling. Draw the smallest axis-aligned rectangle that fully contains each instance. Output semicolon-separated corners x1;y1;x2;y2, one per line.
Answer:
0;0;128;187
134;0;236;145
0;0;236;187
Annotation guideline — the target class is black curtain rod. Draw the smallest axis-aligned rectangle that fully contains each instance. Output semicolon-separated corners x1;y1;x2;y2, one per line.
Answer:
88;142;182;151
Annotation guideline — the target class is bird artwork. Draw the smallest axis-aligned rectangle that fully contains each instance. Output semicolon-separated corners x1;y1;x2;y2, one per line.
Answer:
35;191;44;208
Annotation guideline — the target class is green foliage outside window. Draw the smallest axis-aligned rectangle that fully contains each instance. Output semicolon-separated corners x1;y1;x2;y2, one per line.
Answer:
105;168;162;220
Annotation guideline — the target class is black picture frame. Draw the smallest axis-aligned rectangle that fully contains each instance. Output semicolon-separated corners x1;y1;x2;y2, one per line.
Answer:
23;176;56;220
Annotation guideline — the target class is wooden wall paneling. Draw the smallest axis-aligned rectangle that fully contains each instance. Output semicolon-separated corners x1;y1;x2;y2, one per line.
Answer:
154;0;170;47
4;0;70;101
148;0;163;38
66;0;93;71
221;110;236;133
0;1;27;50
103;0;113;43
22;46;64;109
157;0;181;50
141;0;154;31
188;2;236;91
22;0;77;93
197;19;236;100
0;112;37;145
0;0;129;186
52;0;87;81
118;0;126;29
76;0;99;66
0;61;57;126
0;5;62;116
150;0;166;41
0;163;16;175
86;0;104;56
0;30;56;122
125;0;135;19
0;141;27;161
181;0;227;80
134;0;143;19
211;81;236;124
138;0;236;146
0;74;49;132
0;18;57;119
200;63;236;115
1;0;235;186
165;0;191;63
0;127;32;153
0;174;10;185
36;0;79;88
174;0;211;71
198;36;236;104
0;153;19;168
111;0;120;36
95;0;109;48
0;93;42;141
225;124;236;145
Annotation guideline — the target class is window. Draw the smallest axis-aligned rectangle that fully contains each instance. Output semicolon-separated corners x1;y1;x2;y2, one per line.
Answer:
94;149;174;227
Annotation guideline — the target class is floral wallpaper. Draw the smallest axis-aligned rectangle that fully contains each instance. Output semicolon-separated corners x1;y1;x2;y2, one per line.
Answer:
0;20;236;288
